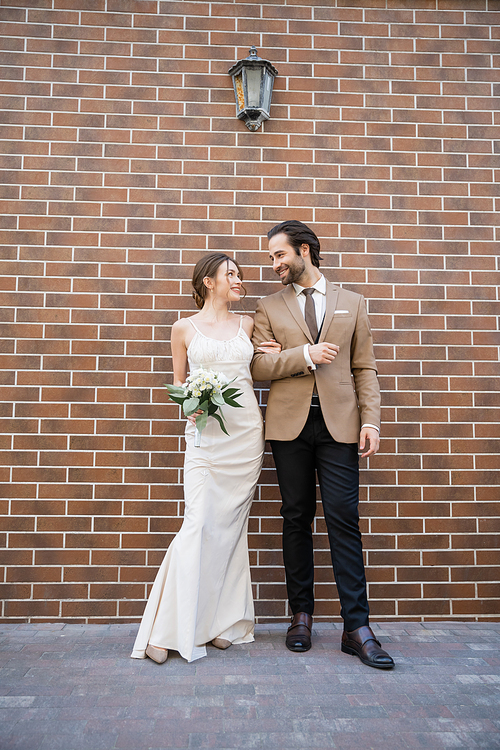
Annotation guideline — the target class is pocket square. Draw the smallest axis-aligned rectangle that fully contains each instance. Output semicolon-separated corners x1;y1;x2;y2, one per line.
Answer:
334;309;350;314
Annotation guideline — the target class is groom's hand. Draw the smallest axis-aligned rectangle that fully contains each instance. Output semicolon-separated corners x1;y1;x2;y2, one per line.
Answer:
308;342;339;364
359;427;380;458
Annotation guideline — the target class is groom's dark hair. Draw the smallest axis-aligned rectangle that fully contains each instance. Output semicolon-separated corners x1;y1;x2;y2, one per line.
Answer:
267;220;322;268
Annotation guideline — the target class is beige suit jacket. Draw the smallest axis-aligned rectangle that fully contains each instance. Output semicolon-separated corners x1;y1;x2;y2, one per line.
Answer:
251;281;381;443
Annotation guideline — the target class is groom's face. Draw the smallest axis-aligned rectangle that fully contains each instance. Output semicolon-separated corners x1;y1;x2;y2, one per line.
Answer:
269;233;306;286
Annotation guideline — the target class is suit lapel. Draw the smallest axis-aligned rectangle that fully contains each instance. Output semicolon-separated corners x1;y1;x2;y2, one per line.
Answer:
282;285;314;344
319;282;339;343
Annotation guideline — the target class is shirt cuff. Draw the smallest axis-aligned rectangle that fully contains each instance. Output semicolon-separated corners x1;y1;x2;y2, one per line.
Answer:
362;423;380;433
303;344;316;370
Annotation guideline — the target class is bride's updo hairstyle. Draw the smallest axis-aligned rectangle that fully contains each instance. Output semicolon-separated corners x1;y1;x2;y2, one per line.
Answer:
191;252;245;309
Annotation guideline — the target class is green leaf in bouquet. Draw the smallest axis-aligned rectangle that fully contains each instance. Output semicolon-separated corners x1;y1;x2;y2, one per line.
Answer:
222;387;239;398
182;397;200;416
168;394;185;406
223;388;243;404
211;412;229;435
196;408;209;432
224;397;243;408
211;391;225;406
165;384;186;395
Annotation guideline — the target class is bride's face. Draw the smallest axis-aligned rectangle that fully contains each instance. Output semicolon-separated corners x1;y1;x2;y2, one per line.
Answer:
207;260;242;303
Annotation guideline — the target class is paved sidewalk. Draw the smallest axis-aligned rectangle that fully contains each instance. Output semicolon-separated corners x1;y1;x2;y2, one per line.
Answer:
0;621;499;750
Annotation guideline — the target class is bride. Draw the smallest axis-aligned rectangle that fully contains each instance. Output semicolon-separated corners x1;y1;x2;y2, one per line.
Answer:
131;252;280;663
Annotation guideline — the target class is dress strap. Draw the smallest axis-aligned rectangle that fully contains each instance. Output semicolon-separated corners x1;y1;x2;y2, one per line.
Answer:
238;315;244;331
187;318;202;334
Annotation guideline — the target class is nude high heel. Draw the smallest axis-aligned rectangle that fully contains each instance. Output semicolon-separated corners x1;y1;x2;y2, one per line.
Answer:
212;638;231;650
145;644;168;663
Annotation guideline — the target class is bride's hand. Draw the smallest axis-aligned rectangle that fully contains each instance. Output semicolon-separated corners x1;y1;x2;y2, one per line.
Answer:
257;339;282;354
187;409;203;426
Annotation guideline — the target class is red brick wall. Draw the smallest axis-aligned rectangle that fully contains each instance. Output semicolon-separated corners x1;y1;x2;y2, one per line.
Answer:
1;0;499;623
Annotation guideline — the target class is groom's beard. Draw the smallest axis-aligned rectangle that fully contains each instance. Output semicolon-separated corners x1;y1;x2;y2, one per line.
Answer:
277;255;306;285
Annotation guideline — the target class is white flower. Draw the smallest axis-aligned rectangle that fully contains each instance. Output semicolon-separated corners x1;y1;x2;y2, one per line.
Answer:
183;367;230;402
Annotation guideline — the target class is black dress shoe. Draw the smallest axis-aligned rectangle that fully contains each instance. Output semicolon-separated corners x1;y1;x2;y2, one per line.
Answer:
341;625;394;669
286;612;312;652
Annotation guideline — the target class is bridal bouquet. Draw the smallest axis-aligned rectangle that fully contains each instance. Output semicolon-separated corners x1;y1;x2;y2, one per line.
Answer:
165;368;243;446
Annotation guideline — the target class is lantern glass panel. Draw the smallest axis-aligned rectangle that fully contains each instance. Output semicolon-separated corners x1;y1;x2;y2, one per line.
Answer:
245;67;262;108
234;73;245;113
262;71;274;114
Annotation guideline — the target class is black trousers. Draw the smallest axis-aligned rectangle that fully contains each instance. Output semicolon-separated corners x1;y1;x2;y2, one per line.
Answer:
270;402;370;632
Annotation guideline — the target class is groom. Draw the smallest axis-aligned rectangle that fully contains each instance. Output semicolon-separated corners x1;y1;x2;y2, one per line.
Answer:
251;220;394;669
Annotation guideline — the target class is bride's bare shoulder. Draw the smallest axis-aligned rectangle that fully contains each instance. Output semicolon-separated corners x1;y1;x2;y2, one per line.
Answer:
172;316;197;339
240;314;254;337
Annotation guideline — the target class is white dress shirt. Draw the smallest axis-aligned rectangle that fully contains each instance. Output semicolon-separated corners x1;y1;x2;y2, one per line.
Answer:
292;275;379;434
292;274;326;370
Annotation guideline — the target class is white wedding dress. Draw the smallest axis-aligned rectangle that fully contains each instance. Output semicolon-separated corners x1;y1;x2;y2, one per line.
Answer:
131;316;264;662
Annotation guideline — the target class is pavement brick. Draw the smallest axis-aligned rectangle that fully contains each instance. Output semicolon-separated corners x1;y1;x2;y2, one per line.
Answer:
0;622;499;749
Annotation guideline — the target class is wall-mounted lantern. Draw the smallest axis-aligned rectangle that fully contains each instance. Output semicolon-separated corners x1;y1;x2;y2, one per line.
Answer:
228;46;279;132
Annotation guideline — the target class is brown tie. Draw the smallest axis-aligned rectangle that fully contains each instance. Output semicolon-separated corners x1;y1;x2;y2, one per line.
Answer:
302;288;318;342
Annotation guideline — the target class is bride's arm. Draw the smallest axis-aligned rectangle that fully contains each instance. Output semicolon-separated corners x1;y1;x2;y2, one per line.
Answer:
171;319;200;426
171;319;190;387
